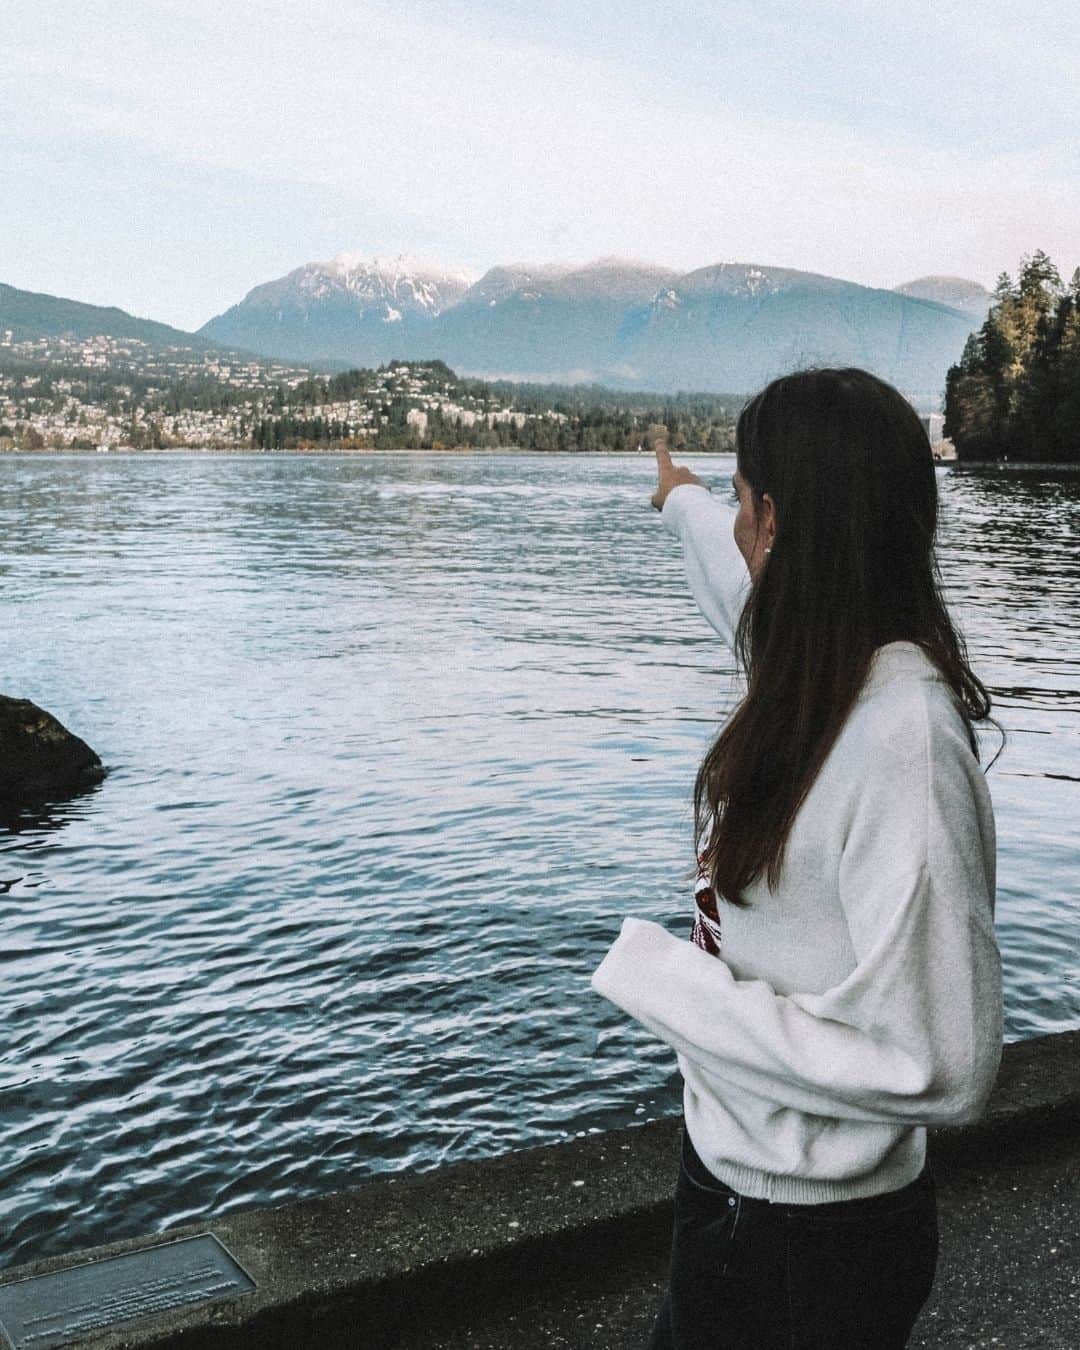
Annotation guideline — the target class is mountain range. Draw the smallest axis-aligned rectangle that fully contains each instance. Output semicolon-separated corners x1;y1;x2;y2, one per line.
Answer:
199;254;991;396
2;257;994;397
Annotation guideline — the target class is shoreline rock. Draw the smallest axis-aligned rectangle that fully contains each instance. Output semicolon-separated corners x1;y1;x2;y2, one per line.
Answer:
0;695;105;806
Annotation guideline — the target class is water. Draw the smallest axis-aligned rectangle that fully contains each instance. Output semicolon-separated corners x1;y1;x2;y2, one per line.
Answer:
1;451;1077;1271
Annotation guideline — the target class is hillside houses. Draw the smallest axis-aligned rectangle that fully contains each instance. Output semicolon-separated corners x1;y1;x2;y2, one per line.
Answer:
0;347;564;450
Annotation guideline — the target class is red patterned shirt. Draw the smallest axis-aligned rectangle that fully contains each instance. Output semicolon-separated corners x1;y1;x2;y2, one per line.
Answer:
690;850;723;956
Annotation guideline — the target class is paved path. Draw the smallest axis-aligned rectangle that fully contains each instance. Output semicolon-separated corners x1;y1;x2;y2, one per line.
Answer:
401;1124;1079;1349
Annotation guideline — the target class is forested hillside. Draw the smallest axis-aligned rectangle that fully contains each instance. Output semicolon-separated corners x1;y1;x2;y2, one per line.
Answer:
944;251;1080;463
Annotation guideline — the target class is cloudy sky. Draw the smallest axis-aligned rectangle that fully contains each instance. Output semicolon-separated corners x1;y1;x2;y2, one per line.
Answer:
4;0;1078;330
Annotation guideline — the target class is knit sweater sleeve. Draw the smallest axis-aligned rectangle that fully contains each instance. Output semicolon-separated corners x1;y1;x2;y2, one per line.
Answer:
660;482;750;653
590;695;1004;1128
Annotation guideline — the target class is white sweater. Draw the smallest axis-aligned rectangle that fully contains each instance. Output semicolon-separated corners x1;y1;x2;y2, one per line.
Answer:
590;482;1004;1204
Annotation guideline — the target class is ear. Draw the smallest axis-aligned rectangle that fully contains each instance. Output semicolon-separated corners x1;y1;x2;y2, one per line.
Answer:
760;492;778;546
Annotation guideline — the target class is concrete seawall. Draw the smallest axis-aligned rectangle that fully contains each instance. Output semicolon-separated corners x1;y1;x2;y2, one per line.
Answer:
2;1028;1078;1349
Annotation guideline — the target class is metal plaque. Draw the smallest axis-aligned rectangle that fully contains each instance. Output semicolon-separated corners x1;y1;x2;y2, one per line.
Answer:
0;1233;256;1349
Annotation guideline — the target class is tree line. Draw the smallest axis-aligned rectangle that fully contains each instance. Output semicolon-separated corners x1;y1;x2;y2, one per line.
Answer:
251;397;737;452
944;250;1080;462
253;361;740;452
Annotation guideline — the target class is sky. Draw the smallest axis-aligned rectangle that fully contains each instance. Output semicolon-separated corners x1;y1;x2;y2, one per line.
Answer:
3;0;1078;331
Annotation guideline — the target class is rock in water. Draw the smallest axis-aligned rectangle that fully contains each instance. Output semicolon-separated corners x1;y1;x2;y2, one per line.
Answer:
0;696;105;805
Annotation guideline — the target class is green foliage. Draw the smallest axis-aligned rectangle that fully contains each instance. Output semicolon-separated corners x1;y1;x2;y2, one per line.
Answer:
944;252;1080;462
252;360;738;453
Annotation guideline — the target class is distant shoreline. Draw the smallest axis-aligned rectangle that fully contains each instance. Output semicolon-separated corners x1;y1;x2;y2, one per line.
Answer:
1;447;1075;468
0;445;725;457
943;459;1080;471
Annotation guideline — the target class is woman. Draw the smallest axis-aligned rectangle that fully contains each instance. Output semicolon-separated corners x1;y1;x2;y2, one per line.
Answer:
590;367;1004;1349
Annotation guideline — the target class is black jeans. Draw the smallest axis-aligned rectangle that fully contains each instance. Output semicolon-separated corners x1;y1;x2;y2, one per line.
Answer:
647;1124;939;1349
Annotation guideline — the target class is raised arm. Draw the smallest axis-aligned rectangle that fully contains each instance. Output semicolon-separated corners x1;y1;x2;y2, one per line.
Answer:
660;482;751;654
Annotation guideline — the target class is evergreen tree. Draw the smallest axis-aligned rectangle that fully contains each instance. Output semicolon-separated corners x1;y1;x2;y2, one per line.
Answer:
945;251;1078;463
1050;269;1080;460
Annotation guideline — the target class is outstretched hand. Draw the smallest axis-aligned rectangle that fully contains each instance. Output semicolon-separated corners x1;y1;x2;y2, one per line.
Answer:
646;423;708;511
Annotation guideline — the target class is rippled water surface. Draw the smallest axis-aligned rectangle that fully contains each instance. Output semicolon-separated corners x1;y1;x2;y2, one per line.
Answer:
1;452;1077;1269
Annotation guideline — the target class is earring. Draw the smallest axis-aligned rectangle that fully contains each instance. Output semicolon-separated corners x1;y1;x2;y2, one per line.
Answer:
764;546;772;556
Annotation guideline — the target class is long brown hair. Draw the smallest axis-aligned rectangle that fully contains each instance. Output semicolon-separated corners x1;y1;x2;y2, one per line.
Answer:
693;367;1003;908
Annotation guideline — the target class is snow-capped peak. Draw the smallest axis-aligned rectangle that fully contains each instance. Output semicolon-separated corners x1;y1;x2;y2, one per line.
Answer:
272;251;475;317
329;251;473;289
